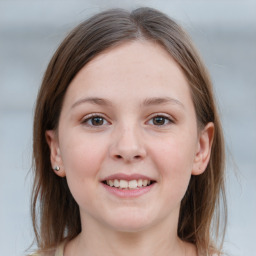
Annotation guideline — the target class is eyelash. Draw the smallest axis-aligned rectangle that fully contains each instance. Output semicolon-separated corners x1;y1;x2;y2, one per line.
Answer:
147;114;174;126
81;113;174;127
81;114;110;127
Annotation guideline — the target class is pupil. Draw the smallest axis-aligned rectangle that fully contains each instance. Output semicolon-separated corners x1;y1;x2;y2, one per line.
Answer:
153;117;165;125
92;117;103;126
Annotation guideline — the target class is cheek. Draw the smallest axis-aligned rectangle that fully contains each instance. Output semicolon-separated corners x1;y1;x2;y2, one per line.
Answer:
150;134;197;196
59;132;108;196
60;131;106;171
153;135;196;171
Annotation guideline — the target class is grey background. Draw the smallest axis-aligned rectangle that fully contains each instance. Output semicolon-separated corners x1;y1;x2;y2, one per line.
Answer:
0;1;255;255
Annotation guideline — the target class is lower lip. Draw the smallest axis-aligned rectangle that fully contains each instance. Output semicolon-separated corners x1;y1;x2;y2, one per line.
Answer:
101;183;155;198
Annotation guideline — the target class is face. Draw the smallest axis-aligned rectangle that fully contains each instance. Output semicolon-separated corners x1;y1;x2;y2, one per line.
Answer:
47;41;213;233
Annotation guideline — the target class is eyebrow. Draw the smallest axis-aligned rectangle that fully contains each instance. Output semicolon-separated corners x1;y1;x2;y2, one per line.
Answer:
71;96;184;109
142;97;184;108
71;97;113;109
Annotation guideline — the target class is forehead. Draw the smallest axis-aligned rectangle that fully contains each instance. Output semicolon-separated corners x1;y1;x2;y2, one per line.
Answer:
81;40;184;82
63;40;192;109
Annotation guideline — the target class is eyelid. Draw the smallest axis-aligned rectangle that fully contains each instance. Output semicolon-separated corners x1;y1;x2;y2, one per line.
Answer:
81;113;111;126
146;113;175;125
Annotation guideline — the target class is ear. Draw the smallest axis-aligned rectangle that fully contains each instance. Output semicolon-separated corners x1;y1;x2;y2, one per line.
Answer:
192;122;214;175
45;130;66;177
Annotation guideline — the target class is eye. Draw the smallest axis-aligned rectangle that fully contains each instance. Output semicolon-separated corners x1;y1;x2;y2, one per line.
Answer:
82;115;109;127
148;115;173;126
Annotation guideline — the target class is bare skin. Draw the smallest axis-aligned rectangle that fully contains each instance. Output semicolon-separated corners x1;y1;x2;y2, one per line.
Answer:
47;40;213;256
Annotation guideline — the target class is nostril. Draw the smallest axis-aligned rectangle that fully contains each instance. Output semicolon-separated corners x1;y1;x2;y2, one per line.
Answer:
115;154;141;160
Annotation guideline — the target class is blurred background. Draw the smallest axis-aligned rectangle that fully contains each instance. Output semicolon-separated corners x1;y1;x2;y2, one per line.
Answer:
0;1;255;255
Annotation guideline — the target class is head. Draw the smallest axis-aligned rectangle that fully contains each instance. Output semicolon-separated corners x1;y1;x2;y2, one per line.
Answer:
32;7;226;254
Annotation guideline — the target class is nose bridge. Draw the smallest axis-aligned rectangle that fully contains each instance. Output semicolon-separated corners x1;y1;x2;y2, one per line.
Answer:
109;120;146;162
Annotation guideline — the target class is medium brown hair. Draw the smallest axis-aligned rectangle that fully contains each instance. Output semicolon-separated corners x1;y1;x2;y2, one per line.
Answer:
32;7;227;255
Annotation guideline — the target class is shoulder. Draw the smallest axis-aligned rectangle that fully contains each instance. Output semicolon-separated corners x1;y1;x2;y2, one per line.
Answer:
28;253;41;256
28;248;57;256
27;240;66;256
28;253;52;256
55;241;65;256
28;253;56;256
208;252;223;256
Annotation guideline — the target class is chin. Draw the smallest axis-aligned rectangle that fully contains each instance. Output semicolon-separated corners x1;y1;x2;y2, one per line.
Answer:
110;222;150;233
105;212;155;233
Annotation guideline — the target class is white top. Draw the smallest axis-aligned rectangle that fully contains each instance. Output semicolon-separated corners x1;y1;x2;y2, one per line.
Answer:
30;241;65;256
54;241;65;256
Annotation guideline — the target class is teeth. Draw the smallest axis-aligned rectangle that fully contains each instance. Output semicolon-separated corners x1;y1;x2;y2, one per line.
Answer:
108;180;114;187
142;180;148;186
120;180;128;189
106;179;152;189
128;180;137;189
114;179;119;187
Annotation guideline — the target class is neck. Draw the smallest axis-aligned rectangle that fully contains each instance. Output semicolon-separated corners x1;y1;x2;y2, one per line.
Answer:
66;212;192;256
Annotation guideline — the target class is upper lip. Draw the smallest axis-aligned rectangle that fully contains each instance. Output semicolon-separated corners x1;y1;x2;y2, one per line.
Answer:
101;173;156;182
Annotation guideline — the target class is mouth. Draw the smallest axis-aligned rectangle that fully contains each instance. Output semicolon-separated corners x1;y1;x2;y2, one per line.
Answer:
102;179;156;190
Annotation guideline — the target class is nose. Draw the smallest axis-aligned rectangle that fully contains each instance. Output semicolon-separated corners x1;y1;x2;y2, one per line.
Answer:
109;125;146;163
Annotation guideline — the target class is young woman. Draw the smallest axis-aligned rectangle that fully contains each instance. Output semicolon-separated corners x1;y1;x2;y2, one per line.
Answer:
31;7;227;256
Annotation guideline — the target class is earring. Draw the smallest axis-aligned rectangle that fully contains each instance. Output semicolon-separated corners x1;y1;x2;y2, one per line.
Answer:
53;166;60;171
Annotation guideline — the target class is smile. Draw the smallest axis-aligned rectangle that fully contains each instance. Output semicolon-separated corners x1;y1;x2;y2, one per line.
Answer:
101;174;156;197
103;179;155;190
